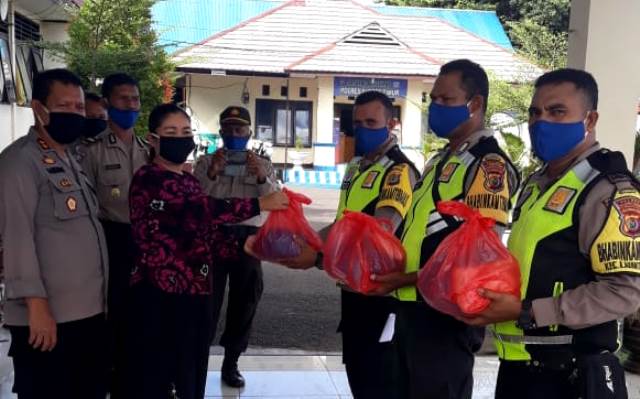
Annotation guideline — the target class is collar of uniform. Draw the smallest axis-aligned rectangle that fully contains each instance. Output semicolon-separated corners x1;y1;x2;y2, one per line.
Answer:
439;128;494;160
531;143;602;191
28;127;56;153
360;135;398;169
454;128;494;155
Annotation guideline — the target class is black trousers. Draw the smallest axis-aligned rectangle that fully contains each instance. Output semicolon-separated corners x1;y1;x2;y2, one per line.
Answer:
100;219;135;396
210;250;264;355
496;355;628;399
339;290;402;399
123;282;213;399
395;301;475;399
7;314;108;399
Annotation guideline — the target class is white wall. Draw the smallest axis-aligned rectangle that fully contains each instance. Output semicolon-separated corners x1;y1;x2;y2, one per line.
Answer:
0;105;33;151
568;0;640;166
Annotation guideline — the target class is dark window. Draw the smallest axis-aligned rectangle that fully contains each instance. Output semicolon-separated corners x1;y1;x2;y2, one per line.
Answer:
280;86;288;97
255;99;312;147
262;84;270;96
15;13;41;41
0;34;15;104
0;14;41;105
299;87;307;98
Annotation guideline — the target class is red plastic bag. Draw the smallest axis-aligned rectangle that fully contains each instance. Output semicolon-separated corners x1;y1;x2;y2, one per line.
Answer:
252;188;323;261
323;211;406;294
417;201;521;317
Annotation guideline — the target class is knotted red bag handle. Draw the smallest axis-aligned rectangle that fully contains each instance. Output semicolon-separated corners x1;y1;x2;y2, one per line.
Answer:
282;187;312;206
436;201;496;229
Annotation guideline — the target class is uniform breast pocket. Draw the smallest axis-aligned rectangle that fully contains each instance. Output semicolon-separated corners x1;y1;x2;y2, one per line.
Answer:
99;167;127;187
48;178;90;220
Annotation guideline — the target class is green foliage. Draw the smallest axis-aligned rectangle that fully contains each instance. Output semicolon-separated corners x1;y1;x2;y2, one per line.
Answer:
422;132;448;158
382;0;570;69
40;0;174;134
507;19;567;69
485;75;533;127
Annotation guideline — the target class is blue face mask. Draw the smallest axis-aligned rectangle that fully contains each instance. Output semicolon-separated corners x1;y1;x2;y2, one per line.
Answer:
108;107;140;130
529;120;586;163
428;102;471;138
222;136;250;151
354;126;389;156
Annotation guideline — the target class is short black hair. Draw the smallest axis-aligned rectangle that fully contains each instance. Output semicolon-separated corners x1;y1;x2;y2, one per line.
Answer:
149;103;190;133
85;92;102;103
101;73;139;100
32;68;83;104
354;91;393;119
534;68;599;110
439;59;489;112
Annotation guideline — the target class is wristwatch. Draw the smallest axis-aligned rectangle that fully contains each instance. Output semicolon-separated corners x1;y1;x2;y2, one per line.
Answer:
516;299;537;330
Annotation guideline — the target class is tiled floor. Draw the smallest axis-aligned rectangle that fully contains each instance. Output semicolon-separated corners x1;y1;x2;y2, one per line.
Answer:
204;355;502;398
1;354;640;398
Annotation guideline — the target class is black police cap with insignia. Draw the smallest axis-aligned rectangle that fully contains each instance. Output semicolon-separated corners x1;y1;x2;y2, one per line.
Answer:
220;106;251;126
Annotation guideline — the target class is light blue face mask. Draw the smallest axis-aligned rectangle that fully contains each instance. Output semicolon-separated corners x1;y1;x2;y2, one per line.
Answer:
428;102;471;138
529;119;587;162
354;126;389;156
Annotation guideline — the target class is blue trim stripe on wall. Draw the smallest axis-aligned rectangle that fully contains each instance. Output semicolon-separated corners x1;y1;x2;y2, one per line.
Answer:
285;169;345;187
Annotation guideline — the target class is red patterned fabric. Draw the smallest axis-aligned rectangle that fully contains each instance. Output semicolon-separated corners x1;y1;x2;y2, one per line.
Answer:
129;163;259;295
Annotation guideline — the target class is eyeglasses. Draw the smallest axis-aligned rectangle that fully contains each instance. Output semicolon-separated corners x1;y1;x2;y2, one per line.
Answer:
220;125;251;136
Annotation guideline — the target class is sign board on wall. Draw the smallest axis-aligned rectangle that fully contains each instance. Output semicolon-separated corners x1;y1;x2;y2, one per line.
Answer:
334;77;408;98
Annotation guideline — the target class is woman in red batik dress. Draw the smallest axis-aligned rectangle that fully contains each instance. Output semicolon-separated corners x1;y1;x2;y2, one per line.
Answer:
123;104;288;399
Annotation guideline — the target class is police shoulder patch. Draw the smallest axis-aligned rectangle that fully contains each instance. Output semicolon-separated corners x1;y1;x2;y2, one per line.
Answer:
543;186;577;214
479;154;507;193
464;154;510;225
377;163;413;218
590;189;640;275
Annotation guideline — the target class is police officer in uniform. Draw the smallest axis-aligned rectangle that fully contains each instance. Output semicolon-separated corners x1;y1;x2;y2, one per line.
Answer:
0;69;109;398
249;91;419;399
463;69;640;399
82;73;150;395
370;60;520;398
70;92;108;163
193;106;278;388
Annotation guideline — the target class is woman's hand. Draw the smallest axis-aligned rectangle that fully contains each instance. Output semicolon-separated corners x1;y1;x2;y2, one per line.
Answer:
258;191;289;211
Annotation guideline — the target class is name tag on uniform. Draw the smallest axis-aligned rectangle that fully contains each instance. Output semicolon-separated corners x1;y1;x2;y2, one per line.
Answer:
361;171;380;189
105;164;122;171
544;186;576;214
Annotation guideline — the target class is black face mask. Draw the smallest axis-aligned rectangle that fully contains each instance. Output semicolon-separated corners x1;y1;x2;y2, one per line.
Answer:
158;136;196;164
45;112;86;144
84;118;107;138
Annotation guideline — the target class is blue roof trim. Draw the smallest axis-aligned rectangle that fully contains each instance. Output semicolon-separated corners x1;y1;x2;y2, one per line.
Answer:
152;0;283;54
152;1;513;54
373;6;513;50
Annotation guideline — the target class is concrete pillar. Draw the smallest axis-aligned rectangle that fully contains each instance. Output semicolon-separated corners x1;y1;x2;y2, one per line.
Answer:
568;0;640;167
314;76;336;167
